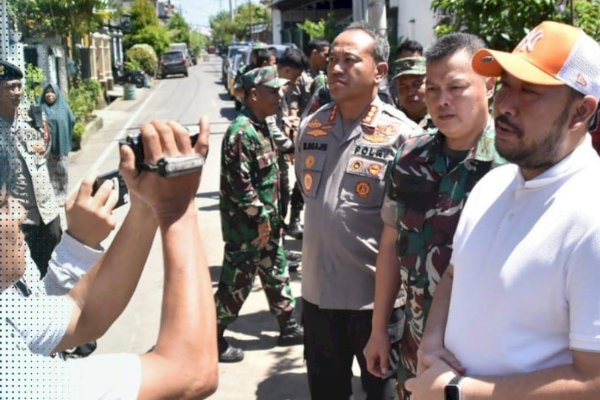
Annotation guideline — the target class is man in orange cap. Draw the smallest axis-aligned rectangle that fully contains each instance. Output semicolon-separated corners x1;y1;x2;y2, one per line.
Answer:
406;21;600;399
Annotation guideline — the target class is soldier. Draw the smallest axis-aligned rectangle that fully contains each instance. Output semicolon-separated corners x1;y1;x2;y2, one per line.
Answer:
286;39;330;239
363;33;503;399
0;60;61;277
232;42;271;109
390;56;435;132
389;40;424;109
215;66;304;363
296;24;420;399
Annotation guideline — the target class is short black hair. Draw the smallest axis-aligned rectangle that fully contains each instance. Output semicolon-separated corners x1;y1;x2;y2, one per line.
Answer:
279;48;309;70
0;147;15;196
304;39;330;58
343;22;390;63
397;40;423;56
254;48;271;67
425;33;485;65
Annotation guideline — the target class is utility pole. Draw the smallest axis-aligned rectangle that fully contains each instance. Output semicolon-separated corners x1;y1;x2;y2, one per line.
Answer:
367;0;387;38
248;0;253;41
229;0;234;20
0;0;9;60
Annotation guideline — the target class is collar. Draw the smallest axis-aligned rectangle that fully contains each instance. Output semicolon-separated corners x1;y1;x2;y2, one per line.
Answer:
241;107;266;130
420;116;501;165
517;135;598;190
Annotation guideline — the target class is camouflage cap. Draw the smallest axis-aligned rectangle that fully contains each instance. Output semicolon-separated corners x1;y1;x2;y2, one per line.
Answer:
391;57;425;80
0;61;23;81
240;66;289;91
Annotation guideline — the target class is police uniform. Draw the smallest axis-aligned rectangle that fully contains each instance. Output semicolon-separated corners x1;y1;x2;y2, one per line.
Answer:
215;66;303;363
295;96;422;398
0;61;61;277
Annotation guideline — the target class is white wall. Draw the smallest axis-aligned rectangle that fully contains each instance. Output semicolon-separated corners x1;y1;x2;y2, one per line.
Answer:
395;0;436;48
272;8;282;44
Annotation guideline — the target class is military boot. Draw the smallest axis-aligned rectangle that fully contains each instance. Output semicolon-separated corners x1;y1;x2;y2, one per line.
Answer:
277;315;304;346
218;326;244;363
286;210;304;240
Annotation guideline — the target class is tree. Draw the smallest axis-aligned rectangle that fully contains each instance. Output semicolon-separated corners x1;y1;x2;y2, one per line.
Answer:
168;12;191;44
11;0;114;38
297;12;337;42
209;3;269;45
125;0;171;56
431;0;600;51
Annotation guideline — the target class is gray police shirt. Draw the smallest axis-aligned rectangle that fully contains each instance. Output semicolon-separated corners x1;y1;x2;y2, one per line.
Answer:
296;96;422;310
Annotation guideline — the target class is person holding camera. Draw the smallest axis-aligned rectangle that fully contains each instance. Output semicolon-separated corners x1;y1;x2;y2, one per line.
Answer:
1;117;218;399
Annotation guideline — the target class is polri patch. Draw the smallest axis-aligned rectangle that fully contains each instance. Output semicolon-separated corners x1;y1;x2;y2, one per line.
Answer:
355;181;372;198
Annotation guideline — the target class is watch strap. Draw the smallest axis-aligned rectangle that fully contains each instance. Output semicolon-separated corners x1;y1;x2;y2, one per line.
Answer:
448;375;464;386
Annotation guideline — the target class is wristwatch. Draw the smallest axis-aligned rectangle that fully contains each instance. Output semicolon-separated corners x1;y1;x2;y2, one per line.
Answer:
445;375;464;400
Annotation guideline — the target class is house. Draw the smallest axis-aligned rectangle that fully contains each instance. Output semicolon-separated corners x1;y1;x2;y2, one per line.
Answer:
268;0;438;50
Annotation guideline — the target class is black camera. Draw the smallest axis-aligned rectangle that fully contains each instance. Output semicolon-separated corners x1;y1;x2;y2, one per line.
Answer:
119;129;204;178
92;170;129;209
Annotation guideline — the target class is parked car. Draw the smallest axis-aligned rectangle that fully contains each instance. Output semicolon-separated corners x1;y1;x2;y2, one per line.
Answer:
221;42;250;84
207;45;217;54
268;43;298;63
157;51;188;79
188;49;198;65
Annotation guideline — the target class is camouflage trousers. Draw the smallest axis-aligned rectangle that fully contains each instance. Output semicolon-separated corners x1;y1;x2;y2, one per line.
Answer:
215;237;295;327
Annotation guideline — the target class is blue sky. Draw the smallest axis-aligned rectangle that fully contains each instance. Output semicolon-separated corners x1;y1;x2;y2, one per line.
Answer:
172;0;262;30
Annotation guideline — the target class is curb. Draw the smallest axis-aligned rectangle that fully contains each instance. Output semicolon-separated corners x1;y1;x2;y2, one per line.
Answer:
80;116;104;148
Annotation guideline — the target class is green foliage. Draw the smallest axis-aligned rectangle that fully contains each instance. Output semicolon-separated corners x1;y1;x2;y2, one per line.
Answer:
126;25;171;56
126;44;158;75
297;19;327;40
189;31;209;53
168;12;192;44
129;0;160;32
11;0;114;38
125;0;170;56
68;79;102;123
210;3;269;45
431;0;600;50
24;64;46;105
72;121;86;150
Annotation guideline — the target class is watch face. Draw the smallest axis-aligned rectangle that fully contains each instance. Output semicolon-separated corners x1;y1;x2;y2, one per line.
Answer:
445;385;462;400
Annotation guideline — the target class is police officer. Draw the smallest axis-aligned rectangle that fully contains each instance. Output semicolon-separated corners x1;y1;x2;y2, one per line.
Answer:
0;60;61;277
215;66;304;363
295;24;421;399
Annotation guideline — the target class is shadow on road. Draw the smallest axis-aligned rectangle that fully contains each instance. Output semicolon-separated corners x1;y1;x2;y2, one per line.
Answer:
256;372;310;400
218;93;232;101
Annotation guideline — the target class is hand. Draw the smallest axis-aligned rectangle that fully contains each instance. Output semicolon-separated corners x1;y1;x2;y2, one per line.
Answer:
66;173;118;248
364;328;391;378
252;220;271;249
405;354;457;400
417;342;465;376
119;118;209;222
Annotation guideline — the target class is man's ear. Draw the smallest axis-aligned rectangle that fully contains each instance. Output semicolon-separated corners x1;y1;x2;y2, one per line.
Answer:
570;95;598;132
484;77;496;99
375;62;388;84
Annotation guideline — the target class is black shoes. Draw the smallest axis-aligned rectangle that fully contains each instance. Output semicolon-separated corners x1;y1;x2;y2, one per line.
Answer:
286;216;304;240
277;317;304;346
218;336;244;363
285;250;301;272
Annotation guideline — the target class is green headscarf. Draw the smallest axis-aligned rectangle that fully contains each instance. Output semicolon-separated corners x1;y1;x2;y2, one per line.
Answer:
39;82;76;156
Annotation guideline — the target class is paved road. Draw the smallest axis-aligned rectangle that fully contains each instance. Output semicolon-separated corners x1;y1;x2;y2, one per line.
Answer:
67;56;337;400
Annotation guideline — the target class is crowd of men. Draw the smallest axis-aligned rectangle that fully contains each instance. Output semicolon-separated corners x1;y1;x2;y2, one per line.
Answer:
2;17;600;400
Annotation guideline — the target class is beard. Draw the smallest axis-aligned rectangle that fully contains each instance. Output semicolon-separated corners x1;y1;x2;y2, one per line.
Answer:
496;108;570;171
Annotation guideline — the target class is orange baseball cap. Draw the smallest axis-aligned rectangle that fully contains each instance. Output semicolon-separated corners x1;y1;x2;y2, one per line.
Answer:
472;21;600;99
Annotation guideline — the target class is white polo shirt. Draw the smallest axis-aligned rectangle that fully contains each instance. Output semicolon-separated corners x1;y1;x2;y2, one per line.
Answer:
445;138;600;376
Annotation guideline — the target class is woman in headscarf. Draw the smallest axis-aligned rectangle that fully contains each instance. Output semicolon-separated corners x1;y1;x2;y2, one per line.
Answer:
39;82;75;204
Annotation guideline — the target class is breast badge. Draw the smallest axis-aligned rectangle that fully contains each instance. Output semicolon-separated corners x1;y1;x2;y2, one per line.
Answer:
355;181;372;198
307;118;333;137
368;163;383;178
351;159;363;172
362;124;397;144
304;172;314;192
305;155;316;169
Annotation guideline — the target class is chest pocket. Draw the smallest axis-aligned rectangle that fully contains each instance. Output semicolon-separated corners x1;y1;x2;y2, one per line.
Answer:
390;173;438;233
340;156;388;208
255;149;278;188
300;151;327;198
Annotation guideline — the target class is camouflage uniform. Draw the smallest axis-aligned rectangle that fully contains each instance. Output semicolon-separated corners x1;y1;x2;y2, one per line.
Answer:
215;107;295;328
380;119;504;398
